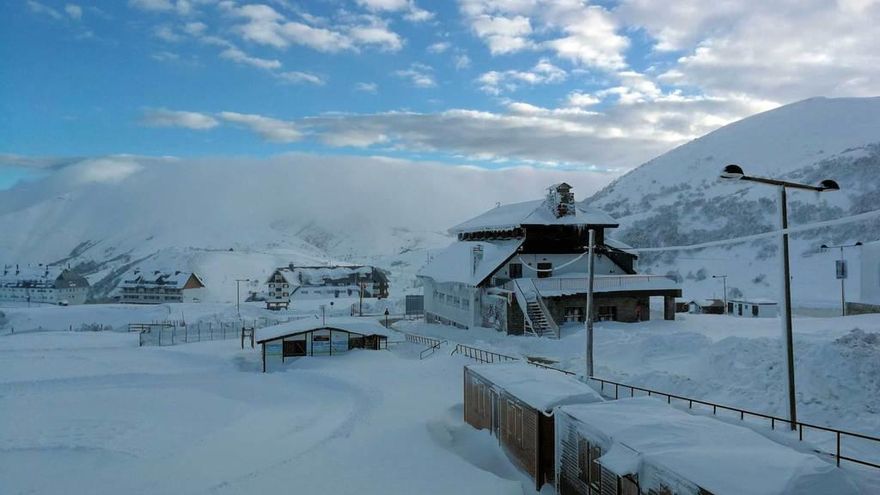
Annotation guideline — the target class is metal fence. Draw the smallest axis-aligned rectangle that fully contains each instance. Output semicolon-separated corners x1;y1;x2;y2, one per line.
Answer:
137;316;309;347
586;376;880;470
402;333;447;359
450;343;517;364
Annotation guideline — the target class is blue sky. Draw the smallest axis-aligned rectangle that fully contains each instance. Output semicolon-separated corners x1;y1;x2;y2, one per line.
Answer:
2;0;879;189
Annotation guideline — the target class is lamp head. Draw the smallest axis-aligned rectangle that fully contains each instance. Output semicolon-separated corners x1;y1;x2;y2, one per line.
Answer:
818;179;839;191
820;244;829;250
720;164;744;180
855;241;863;246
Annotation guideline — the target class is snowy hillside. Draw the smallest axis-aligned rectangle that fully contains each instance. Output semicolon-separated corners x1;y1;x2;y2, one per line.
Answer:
587;97;880;305
0;155;608;302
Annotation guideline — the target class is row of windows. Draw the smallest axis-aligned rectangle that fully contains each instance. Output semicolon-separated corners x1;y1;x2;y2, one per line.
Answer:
432;290;471;310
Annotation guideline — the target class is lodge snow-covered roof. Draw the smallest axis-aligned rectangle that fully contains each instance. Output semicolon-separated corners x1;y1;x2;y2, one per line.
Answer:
0;266;89;289
118;269;200;289
256;317;392;343
268;265;376;285
559;397;859;495
449;199;618;235
417;239;523;286
467;362;603;412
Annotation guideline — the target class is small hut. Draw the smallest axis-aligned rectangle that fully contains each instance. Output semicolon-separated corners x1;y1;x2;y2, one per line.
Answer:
688;298;725;314
555;397;859;495
464;362;603;491
256;317;390;372
729;298;778;318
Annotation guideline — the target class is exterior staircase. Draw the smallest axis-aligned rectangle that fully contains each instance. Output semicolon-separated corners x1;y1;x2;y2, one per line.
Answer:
512;279;560;338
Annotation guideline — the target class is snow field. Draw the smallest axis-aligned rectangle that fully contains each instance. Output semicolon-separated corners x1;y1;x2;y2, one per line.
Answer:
0;329;537;495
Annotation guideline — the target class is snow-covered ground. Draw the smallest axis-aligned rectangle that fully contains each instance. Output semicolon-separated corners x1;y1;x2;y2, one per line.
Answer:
0;329;539;495
2;303;879;493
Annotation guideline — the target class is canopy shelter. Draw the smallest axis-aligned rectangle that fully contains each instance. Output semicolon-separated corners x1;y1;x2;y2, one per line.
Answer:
256;317;391;372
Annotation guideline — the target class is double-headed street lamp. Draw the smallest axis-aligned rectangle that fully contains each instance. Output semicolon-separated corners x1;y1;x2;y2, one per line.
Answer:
820;242;862;316
235;278;251;317
720;164;839;430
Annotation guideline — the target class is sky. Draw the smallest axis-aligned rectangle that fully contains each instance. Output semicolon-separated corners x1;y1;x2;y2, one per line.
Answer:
1;0;879;190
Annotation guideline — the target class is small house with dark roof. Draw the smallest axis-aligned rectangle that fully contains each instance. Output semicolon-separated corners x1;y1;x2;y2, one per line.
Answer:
688;298;726;314
256;317;391;372
464;362;603;491
418;184;681;336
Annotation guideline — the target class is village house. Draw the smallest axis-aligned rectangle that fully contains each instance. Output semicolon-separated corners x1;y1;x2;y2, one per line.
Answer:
256;317;390;372
687;298;725;315
0;264;90;305
728;298;778;318
555;396;859;495
115;269;206;304
418;183;681;336
463;362;603;491
265;264;390;310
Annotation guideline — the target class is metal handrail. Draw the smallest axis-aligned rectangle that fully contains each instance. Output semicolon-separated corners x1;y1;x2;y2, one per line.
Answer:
587;376;880;470
450;343;517;364
419;339;447;359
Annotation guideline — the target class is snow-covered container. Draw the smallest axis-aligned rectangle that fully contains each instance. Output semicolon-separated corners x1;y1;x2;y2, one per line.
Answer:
464;362;603;491
256;317;391;372
555;397;860;495
729;298;778;318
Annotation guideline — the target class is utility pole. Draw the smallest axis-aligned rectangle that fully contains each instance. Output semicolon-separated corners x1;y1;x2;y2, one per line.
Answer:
359;282;365;317
235;279;250;317
585;229;596;378
820;242;862;316
712;275;728;313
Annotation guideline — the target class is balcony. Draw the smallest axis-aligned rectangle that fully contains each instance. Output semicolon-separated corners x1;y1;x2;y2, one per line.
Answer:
503;275;679;295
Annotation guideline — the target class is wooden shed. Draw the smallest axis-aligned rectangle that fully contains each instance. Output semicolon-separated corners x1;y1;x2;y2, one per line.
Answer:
555;397;860;495
463;362;603;491
256;317;390;372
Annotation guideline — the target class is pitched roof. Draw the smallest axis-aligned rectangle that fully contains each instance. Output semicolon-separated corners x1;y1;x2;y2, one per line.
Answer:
449;199;618;235
559;397;858;495
417;239;522;286
267;265;377;285
256;317;392;343
467;362;603;412
118;269;199;289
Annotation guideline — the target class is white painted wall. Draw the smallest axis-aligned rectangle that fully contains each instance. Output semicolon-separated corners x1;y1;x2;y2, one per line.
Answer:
422;278;478;328
492;252;622;282
860;241;880;305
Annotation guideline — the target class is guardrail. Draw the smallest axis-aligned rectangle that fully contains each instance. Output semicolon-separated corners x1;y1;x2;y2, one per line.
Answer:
505;275;678;294
403;333;447;359
450;343;517;364
587;376;880;470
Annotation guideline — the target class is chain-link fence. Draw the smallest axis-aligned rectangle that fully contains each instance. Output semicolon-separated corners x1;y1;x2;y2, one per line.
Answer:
136;316;309;347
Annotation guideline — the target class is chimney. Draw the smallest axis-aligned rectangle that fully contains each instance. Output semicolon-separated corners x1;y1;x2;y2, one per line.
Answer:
16;264;20;276
288;262;295;271
472;245;484;275
547;183;575;218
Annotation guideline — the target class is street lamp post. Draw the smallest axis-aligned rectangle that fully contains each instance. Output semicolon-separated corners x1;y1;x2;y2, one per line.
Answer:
712;275;728;313
820;242;862;316
235;278;250;317
720;164;839;430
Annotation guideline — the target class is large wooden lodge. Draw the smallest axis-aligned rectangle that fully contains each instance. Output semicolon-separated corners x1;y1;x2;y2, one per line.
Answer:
418;184;681;336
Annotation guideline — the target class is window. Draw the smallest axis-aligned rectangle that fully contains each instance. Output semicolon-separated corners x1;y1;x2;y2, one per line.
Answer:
752;305;759;317
577;439;589;483
564;307;585;322
508;263;522;279
589;444;601;489
598;306;617;321
536;262;552;278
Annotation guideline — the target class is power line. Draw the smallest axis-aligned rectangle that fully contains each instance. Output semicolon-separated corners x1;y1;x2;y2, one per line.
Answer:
633;208;880;253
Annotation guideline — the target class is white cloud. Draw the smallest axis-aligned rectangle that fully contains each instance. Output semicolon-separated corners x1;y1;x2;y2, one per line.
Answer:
395;63;436;88
567;91;601;107
620;0;880;101
477;58;566;94
142;108;219;130
128;0;174;11
355;0;434;22
65;4;82;20
26;1;62;20
227;3;403;53
219;112;302;142
277;71;325;85
427;42;451;54
220;47;282;70
67;157;144;185
355;82;379;93
454;54;471;70
469;14;533;54
154;25;183;42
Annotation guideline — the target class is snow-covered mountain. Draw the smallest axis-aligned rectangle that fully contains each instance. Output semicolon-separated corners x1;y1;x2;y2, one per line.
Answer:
0;154;608;302
587;97;880;305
